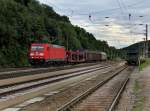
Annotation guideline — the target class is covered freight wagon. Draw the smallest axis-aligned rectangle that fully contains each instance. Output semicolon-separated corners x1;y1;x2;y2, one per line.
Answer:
85;51;107;61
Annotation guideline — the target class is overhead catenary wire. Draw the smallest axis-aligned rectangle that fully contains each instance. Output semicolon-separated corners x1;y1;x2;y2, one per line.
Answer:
116;0;125;15
115;0;140;44
86;0;132;25
45;0;150;28
43;0;149;48
45;0;149;16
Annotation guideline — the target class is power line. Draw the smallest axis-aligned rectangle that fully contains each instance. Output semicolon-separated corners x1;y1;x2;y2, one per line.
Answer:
77;0;148;15
127;0;148;7
45;0;149;16
119;0;129;13
43;0;149;46
116;0;125;15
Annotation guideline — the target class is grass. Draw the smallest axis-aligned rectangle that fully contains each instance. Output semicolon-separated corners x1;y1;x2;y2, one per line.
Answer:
132;80;145;111
133;80;141;94
139;58;150;71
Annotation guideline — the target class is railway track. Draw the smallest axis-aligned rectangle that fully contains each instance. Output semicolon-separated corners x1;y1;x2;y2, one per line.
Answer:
0;64;111;87
0;62;126;110
0;64;114;98
0;62;105;80
0;65;110;98
56;66;131;111
0;63;117;110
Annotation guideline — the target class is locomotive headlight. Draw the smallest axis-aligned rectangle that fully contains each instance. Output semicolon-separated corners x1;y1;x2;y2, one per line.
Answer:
39;53;44;56
30;53;34;56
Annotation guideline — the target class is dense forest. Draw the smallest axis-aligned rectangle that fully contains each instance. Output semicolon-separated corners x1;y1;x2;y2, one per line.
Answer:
0;0;123;67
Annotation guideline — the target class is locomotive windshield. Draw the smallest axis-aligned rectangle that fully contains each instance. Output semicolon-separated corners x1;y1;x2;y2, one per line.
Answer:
31;46;44;51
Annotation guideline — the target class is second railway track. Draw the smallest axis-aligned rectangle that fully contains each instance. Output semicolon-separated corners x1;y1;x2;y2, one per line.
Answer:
56;66;132;111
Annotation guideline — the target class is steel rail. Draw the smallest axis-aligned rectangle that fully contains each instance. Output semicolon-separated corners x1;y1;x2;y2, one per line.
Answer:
0;65;110;88
108;75;130;111
0;63;102;80
56;65;127;111
0;66;110;97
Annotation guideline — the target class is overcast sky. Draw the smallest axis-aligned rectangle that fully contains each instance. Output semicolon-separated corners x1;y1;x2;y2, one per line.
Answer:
38;0;150;48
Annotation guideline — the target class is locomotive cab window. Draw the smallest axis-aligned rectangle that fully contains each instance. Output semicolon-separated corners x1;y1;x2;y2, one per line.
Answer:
31;46;44;51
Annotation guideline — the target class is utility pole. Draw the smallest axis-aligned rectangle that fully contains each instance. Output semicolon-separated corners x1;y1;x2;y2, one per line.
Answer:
145;24;148;58
143;38;146;57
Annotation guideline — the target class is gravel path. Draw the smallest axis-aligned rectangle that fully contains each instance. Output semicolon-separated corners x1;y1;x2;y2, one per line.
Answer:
137;66;150;111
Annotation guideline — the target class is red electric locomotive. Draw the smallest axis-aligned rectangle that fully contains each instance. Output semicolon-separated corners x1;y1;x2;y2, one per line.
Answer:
29;43;66;65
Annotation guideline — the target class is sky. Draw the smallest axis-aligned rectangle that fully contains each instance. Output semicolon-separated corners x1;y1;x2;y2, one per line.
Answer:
38;0;150;49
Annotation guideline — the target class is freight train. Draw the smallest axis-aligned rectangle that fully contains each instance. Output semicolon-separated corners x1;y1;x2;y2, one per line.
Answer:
28;43;107;65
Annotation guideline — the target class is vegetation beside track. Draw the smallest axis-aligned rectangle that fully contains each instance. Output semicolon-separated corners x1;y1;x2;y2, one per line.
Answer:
132;80;145;111
139;58;150;71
